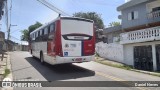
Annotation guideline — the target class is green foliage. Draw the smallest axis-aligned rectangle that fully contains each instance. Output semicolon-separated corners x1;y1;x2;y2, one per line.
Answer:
21;22;42;42
21;29;29;41
3;68;10;78
28;22;42;34
73;12;104;29
108;21;121;27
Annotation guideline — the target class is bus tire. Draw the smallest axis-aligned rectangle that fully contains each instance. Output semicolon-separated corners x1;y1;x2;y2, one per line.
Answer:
40;52;44;64
30;49;32;54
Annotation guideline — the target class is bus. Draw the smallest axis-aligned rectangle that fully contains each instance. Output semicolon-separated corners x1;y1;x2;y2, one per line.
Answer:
29;17;95;65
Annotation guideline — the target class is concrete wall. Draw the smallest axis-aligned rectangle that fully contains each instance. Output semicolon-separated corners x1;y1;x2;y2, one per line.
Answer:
96;42;124;63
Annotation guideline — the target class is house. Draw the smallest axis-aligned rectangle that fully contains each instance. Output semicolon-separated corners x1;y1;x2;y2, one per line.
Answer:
103;25;122;44
3;40;16;51
118;0;160;71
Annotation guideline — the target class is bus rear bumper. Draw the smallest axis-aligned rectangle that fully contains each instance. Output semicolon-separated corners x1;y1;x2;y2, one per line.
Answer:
55;55;95;64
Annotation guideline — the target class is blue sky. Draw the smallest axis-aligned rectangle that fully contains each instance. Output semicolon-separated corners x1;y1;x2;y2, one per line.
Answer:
0;0;125;43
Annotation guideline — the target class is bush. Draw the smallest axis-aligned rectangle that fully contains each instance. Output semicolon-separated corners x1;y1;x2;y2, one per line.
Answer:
3;68;10;78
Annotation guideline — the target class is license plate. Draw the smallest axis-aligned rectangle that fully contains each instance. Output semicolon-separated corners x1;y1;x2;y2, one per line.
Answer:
75;58;82;62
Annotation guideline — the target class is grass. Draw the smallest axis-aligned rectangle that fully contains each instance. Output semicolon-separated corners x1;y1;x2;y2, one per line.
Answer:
95;59;133;70
3;68;10;78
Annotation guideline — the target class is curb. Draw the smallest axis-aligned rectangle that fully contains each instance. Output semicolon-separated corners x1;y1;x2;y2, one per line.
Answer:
95;57;160;77
131;69;160;77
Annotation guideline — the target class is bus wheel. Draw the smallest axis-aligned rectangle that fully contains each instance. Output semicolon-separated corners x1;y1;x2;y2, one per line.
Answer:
30;49;32;54
40;52;44;64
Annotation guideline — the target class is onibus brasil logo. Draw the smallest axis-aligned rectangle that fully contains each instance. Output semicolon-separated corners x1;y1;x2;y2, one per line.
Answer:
2;78;42;88
2;78;12;88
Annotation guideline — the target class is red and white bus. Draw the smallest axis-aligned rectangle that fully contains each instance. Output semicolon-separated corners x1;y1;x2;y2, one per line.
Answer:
29;17;95;65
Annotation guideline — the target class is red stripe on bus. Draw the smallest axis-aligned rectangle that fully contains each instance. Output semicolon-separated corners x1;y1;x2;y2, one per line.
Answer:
82;24;95;56
55;20;63;56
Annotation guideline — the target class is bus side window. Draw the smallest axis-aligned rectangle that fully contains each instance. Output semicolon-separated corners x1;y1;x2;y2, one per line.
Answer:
40;30;42;36
48;23;55;40
50;23;55;32
35;32;38;41
42;29;44;35
44;28;48;35
32;34;34;41
38;31;40;37
48;26;50;34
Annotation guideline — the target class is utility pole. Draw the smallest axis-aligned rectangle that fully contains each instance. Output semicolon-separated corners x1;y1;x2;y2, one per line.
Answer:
7;24;17;40
5;0;9;40
7;0;17;40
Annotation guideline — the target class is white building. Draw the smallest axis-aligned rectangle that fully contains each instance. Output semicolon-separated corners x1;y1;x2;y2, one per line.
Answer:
118;0;160;71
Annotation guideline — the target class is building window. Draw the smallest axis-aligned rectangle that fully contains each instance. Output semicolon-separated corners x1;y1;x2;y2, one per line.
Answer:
128;11;138;20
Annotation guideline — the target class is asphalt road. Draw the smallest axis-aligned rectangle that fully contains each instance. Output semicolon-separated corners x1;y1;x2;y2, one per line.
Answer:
10;51;160;90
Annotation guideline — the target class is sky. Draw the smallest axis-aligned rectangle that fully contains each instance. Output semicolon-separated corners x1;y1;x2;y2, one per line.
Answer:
0;0;125;44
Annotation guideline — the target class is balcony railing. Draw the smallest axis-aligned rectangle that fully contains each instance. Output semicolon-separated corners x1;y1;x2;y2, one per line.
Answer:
120;26;160;44
148;10;160;19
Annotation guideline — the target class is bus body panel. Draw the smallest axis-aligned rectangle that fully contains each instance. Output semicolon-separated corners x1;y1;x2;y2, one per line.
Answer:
30;17;95;65
61;19;94;57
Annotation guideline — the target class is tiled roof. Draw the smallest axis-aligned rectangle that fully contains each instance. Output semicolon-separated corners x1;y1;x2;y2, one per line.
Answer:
103;25;122;34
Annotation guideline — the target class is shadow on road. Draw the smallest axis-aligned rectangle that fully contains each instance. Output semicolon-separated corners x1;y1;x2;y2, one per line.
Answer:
25;57;95;81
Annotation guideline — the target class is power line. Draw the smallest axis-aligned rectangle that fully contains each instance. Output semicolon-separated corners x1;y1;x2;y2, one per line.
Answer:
37;0;71;16
10;35;21;41
76;0;119;6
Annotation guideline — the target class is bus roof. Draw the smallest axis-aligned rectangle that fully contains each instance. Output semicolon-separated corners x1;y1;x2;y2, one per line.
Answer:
61;17;94;23
30;17;94;35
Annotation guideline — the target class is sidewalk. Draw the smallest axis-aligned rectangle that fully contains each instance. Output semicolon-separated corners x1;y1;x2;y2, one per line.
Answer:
0;53;7;79
0;52;13;90
95;56;160;77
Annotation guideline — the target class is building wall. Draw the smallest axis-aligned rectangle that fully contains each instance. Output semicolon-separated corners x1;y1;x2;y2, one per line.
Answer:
121;2;148;29
123;41;160;70
104;31;121;44
123;44;134;65
0;32;5;41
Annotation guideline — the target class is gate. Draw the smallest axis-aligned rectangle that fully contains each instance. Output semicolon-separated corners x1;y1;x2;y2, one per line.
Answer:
156;45;160;71
134;45;153;71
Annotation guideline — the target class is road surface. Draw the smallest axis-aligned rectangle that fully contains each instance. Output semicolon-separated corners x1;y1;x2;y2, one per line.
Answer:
10;51;160;90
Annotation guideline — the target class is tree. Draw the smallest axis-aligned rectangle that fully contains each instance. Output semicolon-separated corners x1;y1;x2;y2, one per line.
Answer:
73;12;104;29
21;22;42;42
108;21;121;27
21;29;29;41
